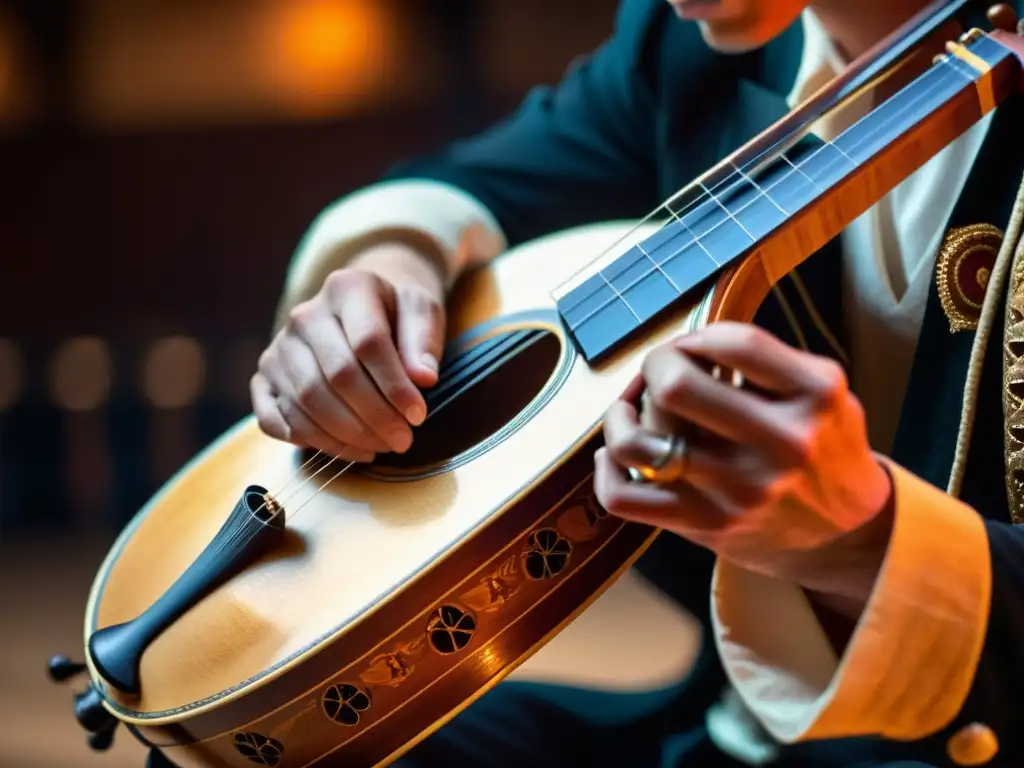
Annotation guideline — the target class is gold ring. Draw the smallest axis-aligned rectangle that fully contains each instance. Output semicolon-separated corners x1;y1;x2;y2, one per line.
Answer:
629;433;688;484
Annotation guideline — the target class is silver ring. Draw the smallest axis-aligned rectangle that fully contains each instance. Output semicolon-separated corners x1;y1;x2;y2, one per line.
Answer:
627;433;688;484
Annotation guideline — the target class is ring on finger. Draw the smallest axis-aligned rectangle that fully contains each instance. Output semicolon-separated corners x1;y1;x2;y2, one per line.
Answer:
627;433;688;484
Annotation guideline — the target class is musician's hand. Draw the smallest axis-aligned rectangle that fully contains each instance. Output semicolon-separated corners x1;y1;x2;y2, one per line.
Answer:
594;322;894;604
251;242;446;462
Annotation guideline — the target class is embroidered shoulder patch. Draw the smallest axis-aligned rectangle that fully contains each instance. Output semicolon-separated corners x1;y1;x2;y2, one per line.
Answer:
937;223;1004;332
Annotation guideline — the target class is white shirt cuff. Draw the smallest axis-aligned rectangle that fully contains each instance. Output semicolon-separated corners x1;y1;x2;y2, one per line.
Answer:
711;458;992;742
276;179;507;324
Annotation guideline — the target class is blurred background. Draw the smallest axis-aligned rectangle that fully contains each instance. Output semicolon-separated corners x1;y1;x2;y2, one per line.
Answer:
0;1;619;764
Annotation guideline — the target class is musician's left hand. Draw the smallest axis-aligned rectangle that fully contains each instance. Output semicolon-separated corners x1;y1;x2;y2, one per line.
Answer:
594;321;894;608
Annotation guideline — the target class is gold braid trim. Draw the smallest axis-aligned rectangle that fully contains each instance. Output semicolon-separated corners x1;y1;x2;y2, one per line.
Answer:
1003;194;1024;522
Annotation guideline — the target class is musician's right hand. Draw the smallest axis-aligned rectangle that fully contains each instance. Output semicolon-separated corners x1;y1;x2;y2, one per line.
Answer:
250;242;447;463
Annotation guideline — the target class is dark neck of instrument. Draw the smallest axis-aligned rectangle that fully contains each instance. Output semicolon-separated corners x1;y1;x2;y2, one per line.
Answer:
557;31;1021;363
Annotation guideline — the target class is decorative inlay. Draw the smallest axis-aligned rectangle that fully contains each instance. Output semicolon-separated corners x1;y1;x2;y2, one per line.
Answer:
522;528;573;580
459;554;521;613
554;487;609;543
203;476;623;765
321;683;372;726
359;636;427;688
232;732;284;766
426;604;477;654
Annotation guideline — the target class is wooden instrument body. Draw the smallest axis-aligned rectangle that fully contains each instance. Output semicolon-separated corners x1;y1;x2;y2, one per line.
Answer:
83;221;750;768
82;43;1019;763
66;10;1024;765
72;16;1024;766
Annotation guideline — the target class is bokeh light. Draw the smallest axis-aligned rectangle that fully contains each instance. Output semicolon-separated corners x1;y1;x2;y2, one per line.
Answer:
49;336;113;411
142;336;206;409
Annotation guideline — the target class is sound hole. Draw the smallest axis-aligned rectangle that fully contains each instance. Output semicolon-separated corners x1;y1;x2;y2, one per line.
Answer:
371;327;562;471
232;732;284;766
522;528;572;580
426;604;477;654
322;683;372;726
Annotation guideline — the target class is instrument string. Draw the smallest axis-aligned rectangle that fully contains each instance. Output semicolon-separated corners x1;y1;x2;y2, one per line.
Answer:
557;53;972;323
224;331;544;545
551;0;971;312
225;43;981;545
565;53;970;331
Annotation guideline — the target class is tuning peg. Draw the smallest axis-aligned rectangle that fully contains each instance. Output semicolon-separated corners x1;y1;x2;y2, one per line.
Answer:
88;726;117;752
74;686;109;731
987;4;1019;32
47;654;87;684
74;682;120;749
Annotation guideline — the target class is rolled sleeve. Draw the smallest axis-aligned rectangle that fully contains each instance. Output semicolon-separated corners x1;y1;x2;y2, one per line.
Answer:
275;180;506;326
712;458;992;743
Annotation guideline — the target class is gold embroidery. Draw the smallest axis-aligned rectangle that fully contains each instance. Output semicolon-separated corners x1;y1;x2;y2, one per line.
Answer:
1004;230;1024;524
937;224;1003;332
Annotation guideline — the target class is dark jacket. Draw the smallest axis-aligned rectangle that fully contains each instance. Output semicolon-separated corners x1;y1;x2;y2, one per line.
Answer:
386;2;1024;765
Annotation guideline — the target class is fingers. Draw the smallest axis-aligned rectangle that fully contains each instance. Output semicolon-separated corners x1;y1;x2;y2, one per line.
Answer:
250;370;374;463
253;266;449;459
640;343;796;454
275;397;375;463
328;272;429;432
602;400;763;497
251;371;291;442
394;286;445;389
291;298;411;454
262;330;389;454
593;448;727;532
603;400;674;468
674;322;847;402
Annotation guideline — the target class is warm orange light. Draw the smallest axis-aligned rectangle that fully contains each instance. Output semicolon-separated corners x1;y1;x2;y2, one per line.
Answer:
264;0;393;116
0;14;13;112
0;8;34;126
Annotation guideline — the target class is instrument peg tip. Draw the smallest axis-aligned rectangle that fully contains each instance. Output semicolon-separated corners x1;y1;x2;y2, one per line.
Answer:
47;654;87;684
88;727;117;752
987;4;1019;32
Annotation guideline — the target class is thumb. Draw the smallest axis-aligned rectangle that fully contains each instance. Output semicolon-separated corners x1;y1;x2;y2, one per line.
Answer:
394;288;446;389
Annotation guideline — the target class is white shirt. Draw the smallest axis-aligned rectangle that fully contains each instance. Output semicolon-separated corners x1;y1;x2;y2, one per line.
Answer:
784;11;994;456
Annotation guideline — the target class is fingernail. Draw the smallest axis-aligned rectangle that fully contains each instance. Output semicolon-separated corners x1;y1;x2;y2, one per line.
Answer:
388;429;413;453
421;354;438;374
404;402;426;426
354;451;375;464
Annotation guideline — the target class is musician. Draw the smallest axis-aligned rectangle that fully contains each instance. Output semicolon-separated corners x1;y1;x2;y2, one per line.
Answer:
149;0;1024;766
